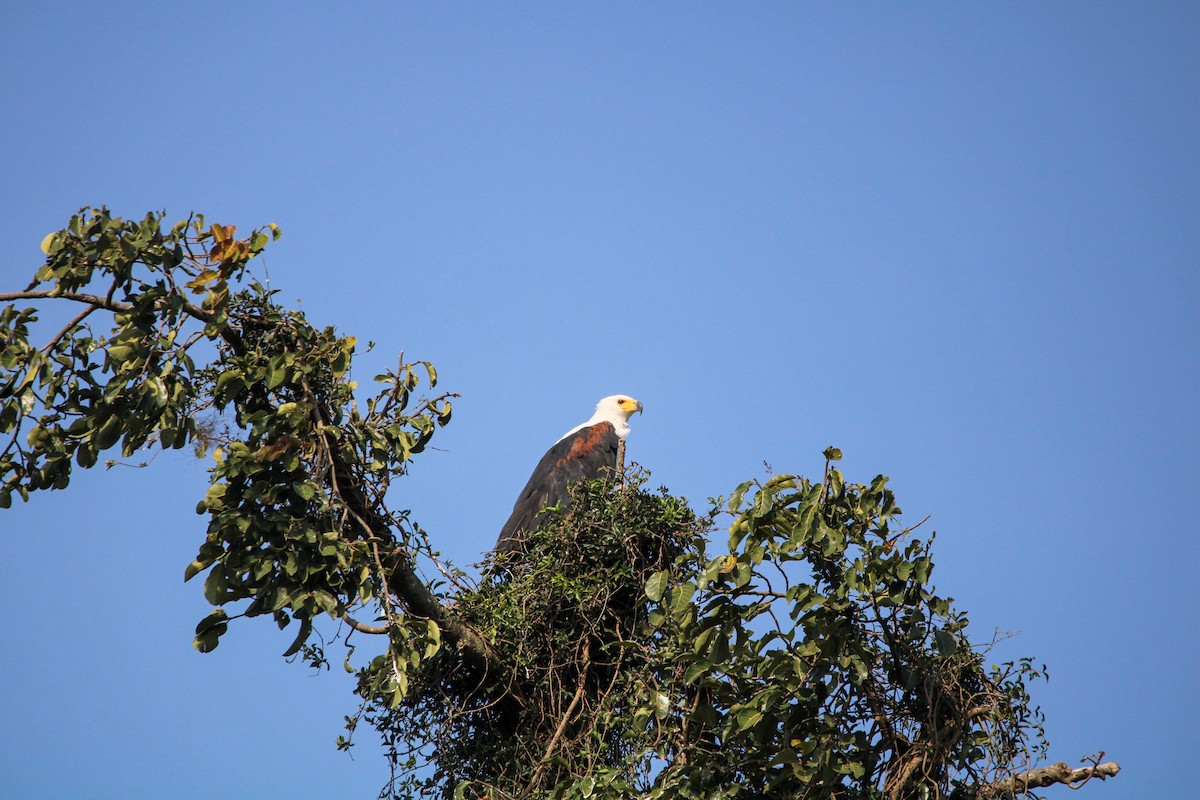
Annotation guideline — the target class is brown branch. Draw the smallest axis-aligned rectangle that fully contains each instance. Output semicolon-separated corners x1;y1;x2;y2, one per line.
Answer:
295;376;499;674
527;639;591;791
384;554;498;671
8;281;505;688
0;288;212;322
5;286;498;675
0;288;243;354
978;761;1121;799
965;703;995;721
40;304;98;354
309;371;515;709
342;614;389;635
2;289;128;309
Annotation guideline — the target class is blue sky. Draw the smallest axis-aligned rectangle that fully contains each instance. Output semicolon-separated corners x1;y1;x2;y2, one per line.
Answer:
1;4;1195;798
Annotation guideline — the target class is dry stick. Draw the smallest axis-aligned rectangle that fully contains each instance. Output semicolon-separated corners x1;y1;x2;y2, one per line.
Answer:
616;438;626;486
40;304;98;354
527;639;592;792
342;615;389;635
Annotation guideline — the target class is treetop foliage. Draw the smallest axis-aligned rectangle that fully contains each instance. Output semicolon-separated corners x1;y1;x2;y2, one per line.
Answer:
1;209;1119;799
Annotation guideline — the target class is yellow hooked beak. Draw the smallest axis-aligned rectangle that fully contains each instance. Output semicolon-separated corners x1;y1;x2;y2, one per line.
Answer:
619;397;644;416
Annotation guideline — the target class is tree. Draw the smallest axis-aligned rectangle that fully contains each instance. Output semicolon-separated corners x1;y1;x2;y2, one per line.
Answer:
1;208;1120;799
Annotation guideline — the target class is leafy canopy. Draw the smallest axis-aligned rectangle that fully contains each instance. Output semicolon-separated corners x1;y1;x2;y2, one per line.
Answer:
0;209;1117;800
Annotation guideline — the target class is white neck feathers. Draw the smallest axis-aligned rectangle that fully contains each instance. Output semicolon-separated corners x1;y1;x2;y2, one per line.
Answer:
556;397;636;442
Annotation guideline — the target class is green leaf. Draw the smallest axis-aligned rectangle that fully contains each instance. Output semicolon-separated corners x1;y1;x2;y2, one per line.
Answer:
282;617;313;657
144;376;168;409
669;581;696;614
203;565;227;605
192;609;228;653
644;570;668;603
203;482;228;511
266;361;287;390
654;692;670;720
683;660;712;683
735;707;763;732
751;487;772;519
709;629;731;663
425;619;442;659
93;416;123;450
934;629;958;656
183;558;210;582
728;480;753;512
75;445;96;468
214;368;243;397
827;468;844;498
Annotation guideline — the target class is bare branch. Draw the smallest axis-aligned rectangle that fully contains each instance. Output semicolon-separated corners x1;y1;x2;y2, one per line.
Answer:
0;288;244;354
295;375;499;672
0;288;209;321
40;304;98;354
342;615;389;635
527;639;591;792
617;438;626;486
978;760;1121;799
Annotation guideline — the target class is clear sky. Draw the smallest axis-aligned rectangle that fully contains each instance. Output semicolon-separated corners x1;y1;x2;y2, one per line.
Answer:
1;4;1195;799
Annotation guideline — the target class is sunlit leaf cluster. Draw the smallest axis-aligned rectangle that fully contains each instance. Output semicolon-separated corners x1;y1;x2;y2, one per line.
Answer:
629;454;1049;799
0;207;455;666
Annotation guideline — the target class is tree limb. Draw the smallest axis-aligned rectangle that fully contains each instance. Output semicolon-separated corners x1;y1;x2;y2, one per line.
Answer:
342;615;389;635
978;760;1121;799
0;288;213;323
41;304;98;354
384;550;498;671
4;285;499;675
527;639;591;792
0;288;243;353
617;438;626;486
294;376;499;673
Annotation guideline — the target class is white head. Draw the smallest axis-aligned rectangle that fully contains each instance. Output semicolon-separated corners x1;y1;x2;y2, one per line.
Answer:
559;394;644;441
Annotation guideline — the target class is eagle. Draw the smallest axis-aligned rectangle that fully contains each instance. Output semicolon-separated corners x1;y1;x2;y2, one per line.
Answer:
492;394;643;559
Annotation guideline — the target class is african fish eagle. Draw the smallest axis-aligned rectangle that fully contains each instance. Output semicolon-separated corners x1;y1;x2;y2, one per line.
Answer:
492;394;643;558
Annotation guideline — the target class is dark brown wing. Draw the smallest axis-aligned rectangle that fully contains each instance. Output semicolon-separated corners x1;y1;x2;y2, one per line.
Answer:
493;421;620;556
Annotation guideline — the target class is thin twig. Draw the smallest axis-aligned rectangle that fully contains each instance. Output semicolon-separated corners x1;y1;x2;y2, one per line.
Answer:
527;639;591;792
40;304;98;354
342;614;389;635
